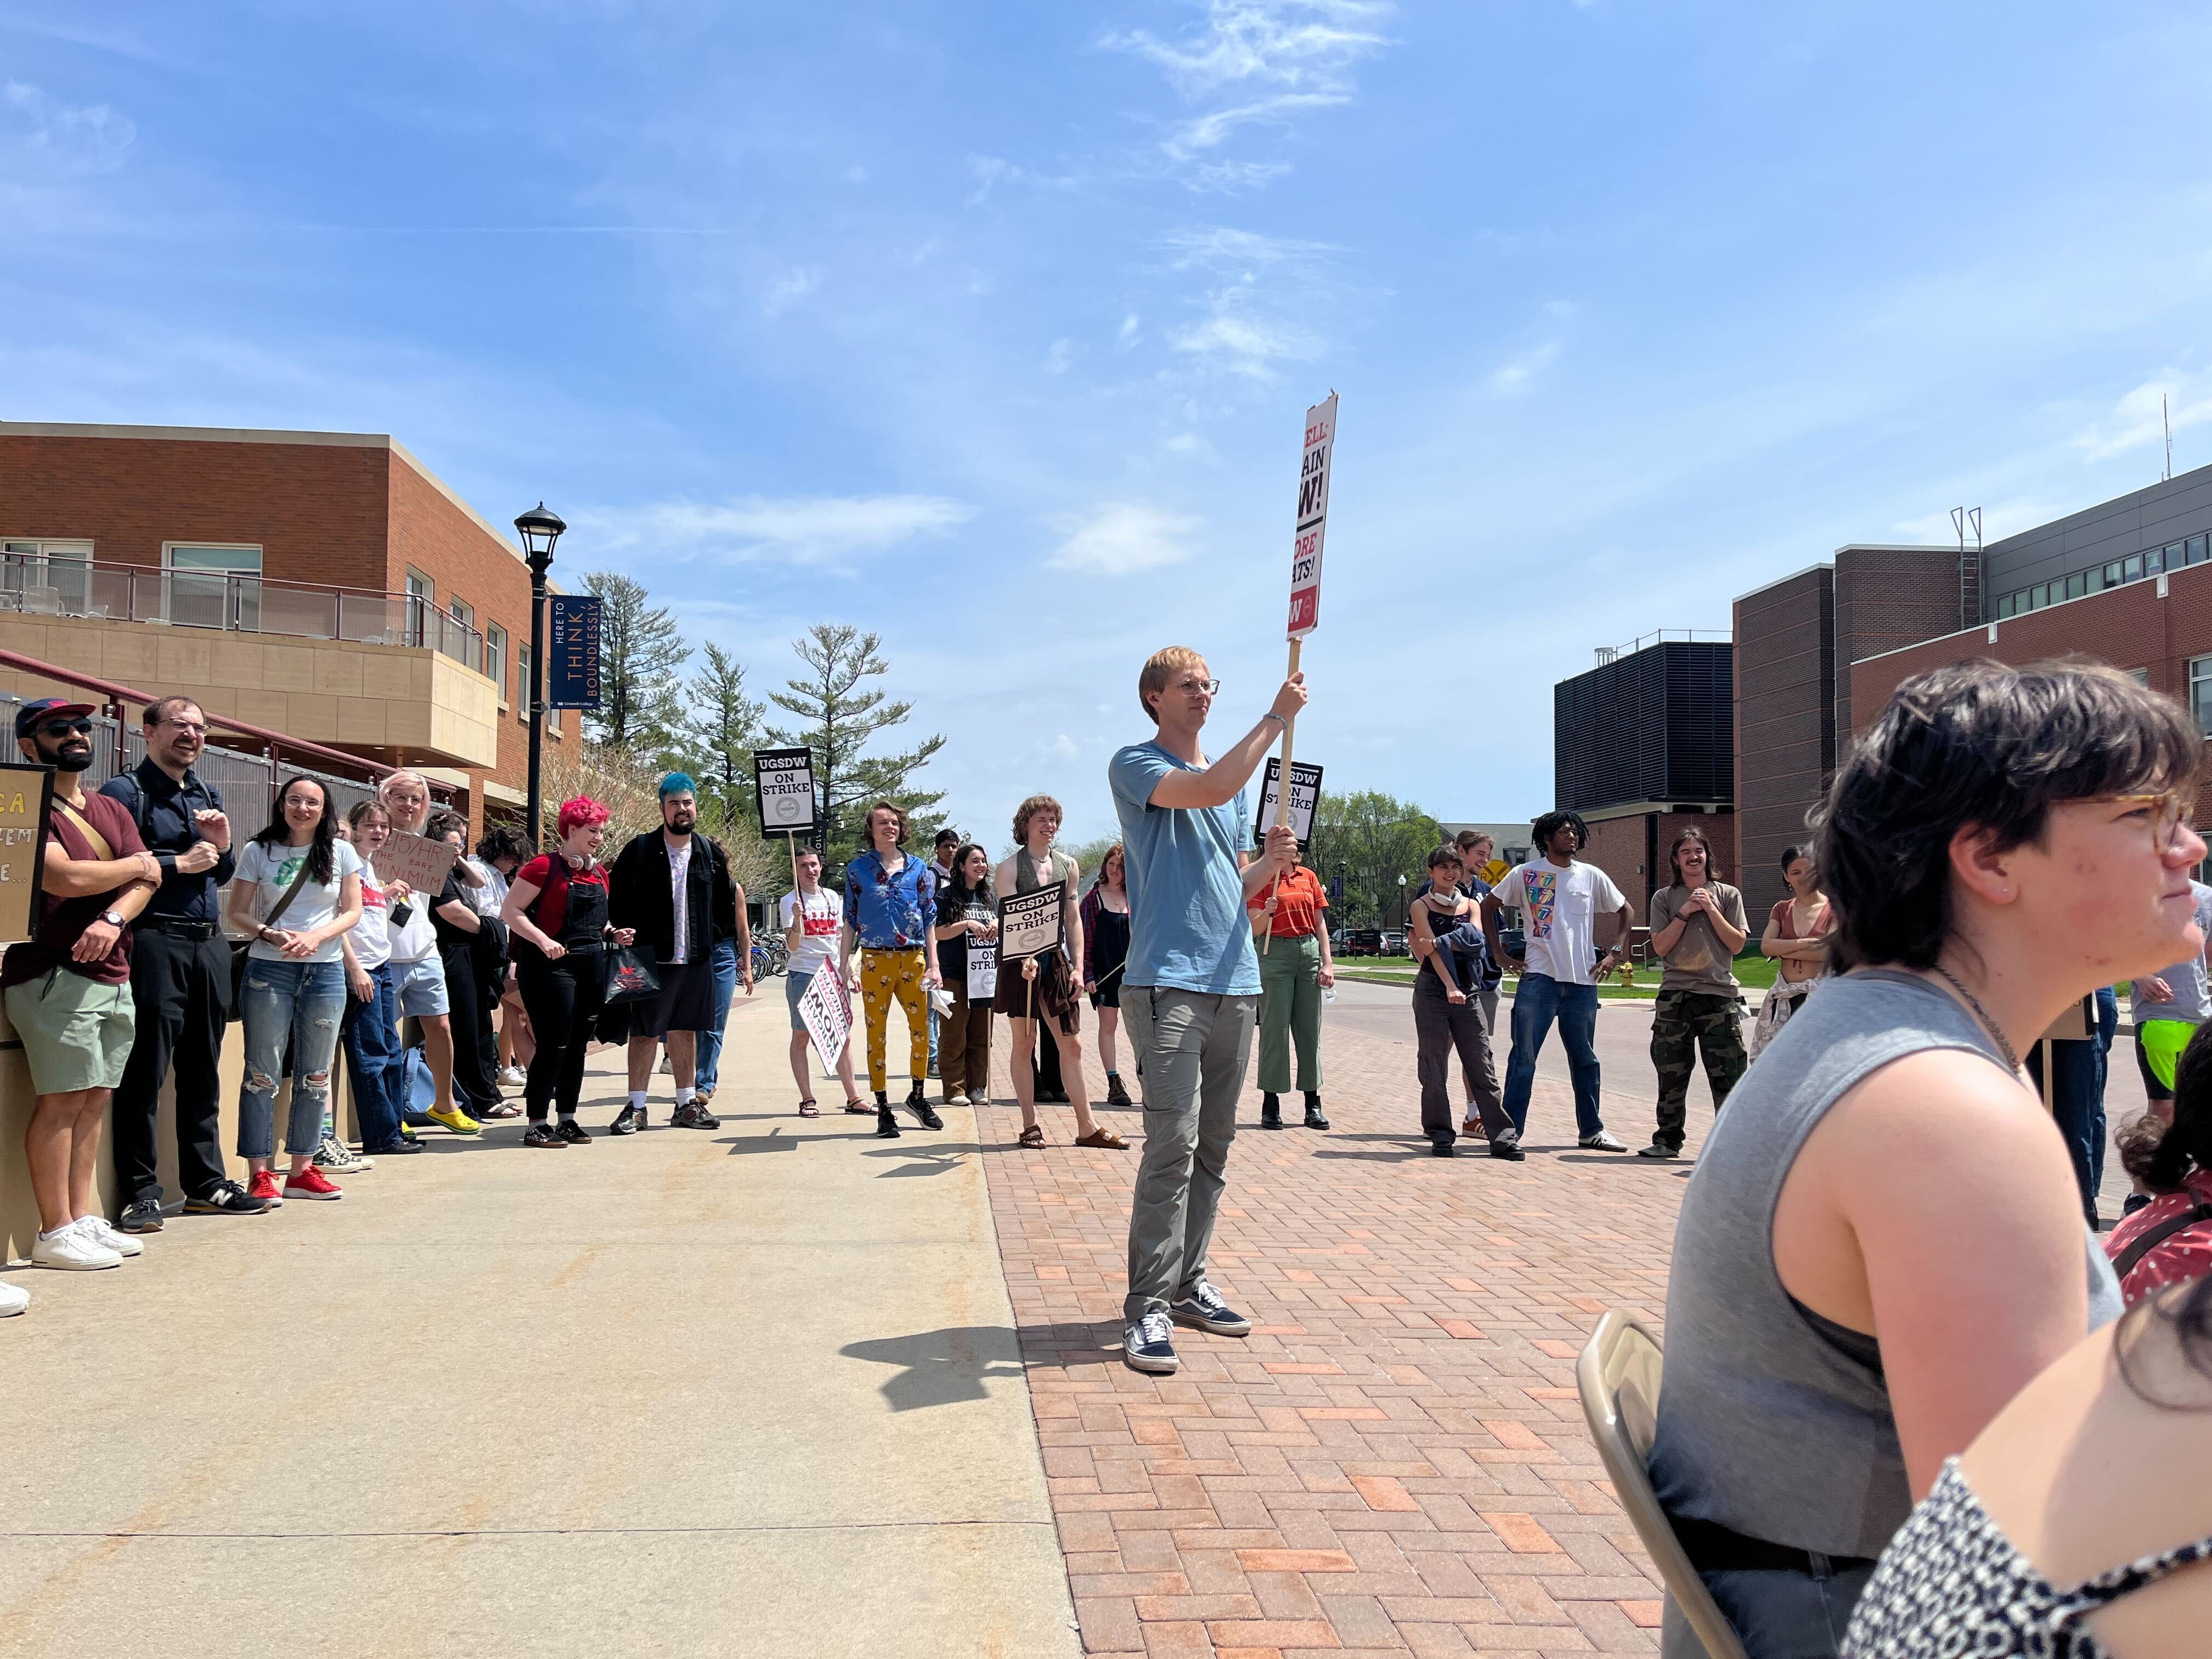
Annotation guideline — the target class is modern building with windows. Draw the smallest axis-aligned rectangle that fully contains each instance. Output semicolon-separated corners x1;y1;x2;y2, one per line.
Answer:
0;420;572;831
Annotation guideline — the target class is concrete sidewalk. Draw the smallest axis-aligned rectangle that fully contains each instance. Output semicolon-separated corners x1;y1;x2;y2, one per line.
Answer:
0;992;1080;1658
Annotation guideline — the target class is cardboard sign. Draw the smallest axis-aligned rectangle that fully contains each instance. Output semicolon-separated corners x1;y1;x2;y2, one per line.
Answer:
547;595;603;710
966;936;998;1001
753;746;819;836
997;885;1064;962
1255;758;1323;849
797;960;852;1073
1286;392;1338;640
0;763;53;946
373;829;461;895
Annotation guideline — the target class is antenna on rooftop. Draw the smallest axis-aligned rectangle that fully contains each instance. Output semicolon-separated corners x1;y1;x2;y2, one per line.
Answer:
2165;394;2175;482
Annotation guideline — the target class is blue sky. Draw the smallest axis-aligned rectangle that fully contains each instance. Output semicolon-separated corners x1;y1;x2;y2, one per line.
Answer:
7;2;2212;843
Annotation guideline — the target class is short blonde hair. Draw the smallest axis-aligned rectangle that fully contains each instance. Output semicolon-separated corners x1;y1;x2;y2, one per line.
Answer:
1012;793;1063;846
1138;646;1207;723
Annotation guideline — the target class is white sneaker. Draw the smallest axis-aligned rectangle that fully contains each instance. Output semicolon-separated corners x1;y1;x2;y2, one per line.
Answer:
0;1279;27;1316
32;1222;122;1271
315;1135;370;1173
79;1216;144;1259
498;1065;527;1088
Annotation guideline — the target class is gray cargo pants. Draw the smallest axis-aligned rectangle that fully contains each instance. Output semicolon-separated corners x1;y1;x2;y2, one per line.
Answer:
1121;985;1258;1322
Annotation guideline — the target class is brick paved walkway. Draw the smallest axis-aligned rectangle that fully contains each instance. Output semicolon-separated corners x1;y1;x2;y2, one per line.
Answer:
975;1009;1696;1658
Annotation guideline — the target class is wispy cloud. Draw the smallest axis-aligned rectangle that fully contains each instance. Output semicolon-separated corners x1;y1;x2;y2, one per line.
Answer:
3;80;135;176
1047;504;1203;574
582;495;973;567
1487;341;1560;396
761;267;819;317
967;153;1080;203
2072;368;2212;462
1164;227;1334;376
1044;337;1074;375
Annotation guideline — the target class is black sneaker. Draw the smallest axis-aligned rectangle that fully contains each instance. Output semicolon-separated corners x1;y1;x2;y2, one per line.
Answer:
1430;1132;1456;1158
1488;1135;1526;1162
1170;1282;1253;1336
119;1198;166;1234
1302;1094;1329;1131
184;1180;272;1216
905;1082;942;1130
1259;1092;1283;1129
555;1119;592;1144
876;1104;902;1139
402;1110;438;1130
2122;1192;2152;1219
608;1105;642;1136
1124;1310;1180;1374
363;1138;426;1156
397;1130;425;1147
522;1123;566;1148
672;1101;720;1130
1637;1141;1680;1160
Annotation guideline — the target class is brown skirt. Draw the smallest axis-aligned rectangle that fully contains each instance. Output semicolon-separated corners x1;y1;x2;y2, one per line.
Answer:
994;950;1082;1034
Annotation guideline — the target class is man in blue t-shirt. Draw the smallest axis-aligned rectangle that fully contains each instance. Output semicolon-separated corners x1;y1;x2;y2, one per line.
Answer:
1108;645;1305;1375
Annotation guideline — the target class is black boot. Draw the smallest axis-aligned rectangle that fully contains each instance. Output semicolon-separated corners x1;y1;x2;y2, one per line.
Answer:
1303;1093;1329;1130
906;1080;943;1130
876;1102;902;1139
1260;1092;1283;1130
1105;1072;1135;1108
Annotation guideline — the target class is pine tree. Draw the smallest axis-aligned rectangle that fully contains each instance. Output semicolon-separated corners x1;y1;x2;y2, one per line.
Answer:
575;571;689;754
765;624;945;868
685;641;764;833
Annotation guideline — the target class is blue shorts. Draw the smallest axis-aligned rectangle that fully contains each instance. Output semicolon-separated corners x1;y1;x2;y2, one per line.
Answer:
786;968;815;1031
390;954;450;1019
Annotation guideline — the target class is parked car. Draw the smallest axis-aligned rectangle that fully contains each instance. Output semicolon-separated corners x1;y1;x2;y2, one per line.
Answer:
1339;928;1383;957
1380;930;1408;955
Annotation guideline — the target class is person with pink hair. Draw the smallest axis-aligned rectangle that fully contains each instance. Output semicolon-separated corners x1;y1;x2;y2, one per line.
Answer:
498;798;635;1147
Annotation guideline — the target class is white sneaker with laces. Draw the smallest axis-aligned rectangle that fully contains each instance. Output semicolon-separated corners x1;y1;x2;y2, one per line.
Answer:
0;1278;26;1316
32;1221;122;1271
315;1136;370;1172
499;1065;527;1088
1579;1130;1629;1153
80;1216;144;1259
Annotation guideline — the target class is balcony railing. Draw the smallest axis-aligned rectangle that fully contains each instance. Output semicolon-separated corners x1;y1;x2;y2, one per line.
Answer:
0;552;487;672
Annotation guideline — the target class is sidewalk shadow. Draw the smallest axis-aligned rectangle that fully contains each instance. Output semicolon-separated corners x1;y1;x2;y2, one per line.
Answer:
840;1325;1026;1410
864;1144;980;1176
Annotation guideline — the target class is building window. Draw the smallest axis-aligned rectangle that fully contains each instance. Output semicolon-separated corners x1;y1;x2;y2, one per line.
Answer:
2106;561;2124;588
2192;656;2212;737
517;645;532;721
1996;592;2016;618
2190;535;2209;566
405;568;433;602
2125;554;2144;582
2064;572;2087;600
2084;566;2104;594
486;623;507;702
163;543;263;630
2131;668;2151;686
2;538;96;614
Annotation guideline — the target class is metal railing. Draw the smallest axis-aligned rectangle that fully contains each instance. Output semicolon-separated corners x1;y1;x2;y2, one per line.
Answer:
1593;628;1731;667
0;551;486;672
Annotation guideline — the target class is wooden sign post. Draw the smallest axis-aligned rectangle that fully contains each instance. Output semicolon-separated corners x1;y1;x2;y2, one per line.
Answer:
1263;392;1338;953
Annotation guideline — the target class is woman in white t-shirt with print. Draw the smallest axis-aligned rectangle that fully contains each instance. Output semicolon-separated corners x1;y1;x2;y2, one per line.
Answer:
337;798;420;1159
781;846;864;1118
224;776;364;1205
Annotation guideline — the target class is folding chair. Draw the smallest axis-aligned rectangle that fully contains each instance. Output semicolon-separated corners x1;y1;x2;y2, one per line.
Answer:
1576;1311;1750;1659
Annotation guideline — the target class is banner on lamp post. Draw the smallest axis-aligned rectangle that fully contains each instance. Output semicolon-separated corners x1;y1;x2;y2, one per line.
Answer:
546;595;603;710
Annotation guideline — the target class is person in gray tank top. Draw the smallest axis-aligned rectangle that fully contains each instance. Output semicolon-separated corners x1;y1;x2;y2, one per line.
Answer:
1647;658;2207;1658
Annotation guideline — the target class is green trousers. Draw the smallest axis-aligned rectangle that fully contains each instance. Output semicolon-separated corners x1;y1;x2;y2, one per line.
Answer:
1256;933;1323;1093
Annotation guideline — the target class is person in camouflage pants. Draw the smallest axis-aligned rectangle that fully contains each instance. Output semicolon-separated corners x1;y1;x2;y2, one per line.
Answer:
1651;989;1747;1153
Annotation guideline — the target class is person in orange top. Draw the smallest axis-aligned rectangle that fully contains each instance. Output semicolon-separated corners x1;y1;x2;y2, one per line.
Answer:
1247;845;1335;1130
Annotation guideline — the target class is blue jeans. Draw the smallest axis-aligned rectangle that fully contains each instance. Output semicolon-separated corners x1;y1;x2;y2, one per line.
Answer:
238;957;347;1160
342;961;406;1150
694;937;741;1092
1502;973;1605;1139
2025;983;2118;1223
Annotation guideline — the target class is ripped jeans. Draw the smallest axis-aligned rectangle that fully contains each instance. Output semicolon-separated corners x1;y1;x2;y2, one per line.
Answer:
238;957;347;1160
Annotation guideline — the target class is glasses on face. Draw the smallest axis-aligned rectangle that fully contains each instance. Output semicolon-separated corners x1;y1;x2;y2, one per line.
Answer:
1174;678;1221;697
2084;791;2197;850
284;794;323;811
163;720;208;737
38;719;93;738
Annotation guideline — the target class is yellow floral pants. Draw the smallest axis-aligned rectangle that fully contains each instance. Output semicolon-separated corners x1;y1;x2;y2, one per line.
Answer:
860;948;929;1094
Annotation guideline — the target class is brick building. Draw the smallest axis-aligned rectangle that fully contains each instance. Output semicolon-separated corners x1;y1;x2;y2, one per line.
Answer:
0;421;573;832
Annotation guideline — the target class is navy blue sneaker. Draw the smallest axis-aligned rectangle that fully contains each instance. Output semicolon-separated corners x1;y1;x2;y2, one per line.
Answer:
1124;1310;1179;1373
1170;1282;1252;1337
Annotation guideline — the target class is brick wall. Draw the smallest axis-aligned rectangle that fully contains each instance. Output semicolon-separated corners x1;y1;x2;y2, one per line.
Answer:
1579;814;1650;923
1833;545;1968;737
1734;567;1834;923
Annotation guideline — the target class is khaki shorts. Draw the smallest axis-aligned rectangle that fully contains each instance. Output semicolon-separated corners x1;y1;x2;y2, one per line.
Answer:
5;970;137;1095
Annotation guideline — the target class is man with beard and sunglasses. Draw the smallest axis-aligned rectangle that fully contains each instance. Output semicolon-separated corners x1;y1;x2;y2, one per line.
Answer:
3;699;163;1285
608;774;736;1133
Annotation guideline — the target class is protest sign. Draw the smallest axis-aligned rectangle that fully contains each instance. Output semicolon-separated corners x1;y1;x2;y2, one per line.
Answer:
966;936;998;1001
753;747;819;836
997;886;1064;962
373;829;460;895
1286;392;1337;641
547;595;603;710
0;763;52;945
797;960;852;1074
1255;758;1323;850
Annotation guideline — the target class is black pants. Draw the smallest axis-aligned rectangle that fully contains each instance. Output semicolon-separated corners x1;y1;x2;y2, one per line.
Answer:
1034;1020;1064;1097
111;928;231;1204
439;941;500;1115
1413;969;1515;1145
516;949;605;1120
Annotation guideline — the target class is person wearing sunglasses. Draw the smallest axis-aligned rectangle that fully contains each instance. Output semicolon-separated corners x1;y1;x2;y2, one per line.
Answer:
3;698;164;1283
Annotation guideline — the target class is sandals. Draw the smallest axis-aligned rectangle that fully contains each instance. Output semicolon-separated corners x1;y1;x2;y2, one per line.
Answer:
798;1099;821;1119
482;1102;524;1119
843;1099;874;1115
1018;1124;1046;1148
1074;1127;1129;1150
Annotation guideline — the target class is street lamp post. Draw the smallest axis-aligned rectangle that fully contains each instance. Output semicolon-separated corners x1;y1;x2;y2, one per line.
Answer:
514;502;566;850
1397;872;1408;933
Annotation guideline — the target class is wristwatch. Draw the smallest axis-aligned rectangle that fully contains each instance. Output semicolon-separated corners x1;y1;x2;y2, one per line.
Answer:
100;909;126;928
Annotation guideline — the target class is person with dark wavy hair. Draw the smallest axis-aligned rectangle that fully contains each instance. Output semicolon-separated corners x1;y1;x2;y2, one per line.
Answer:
1649;658;2199;1658
2104;1022;2212;1304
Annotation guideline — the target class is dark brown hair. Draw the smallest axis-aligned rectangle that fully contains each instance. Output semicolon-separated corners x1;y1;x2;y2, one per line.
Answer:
1814;658;2199;972
1667;827;1720;885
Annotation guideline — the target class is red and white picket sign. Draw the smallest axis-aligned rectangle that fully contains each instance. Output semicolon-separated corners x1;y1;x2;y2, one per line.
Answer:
1286;392;1337;640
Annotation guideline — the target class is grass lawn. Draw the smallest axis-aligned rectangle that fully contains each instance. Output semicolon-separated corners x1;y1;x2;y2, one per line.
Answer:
1334;949;1784;1000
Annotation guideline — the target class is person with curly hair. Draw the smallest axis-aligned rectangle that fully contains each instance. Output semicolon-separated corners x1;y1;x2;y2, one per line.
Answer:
841;800;943;1138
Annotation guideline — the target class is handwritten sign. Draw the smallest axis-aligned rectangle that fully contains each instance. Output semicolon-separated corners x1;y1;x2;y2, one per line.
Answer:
997;886;1064;963
1255;758;1323;850
966;935;998;1001
547;595;603;710
0;764;53;945
753;746;819;835
797;961;852;1073
373;829;461;896
1286;392;1338;640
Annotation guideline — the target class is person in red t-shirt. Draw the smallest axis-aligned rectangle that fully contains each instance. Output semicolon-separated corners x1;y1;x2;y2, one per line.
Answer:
2108;1022;2212;1304
3;699;161;1277
1246;845;1335;1130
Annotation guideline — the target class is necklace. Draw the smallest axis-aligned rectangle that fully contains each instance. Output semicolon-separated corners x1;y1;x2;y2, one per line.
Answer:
1929;964;2019;1073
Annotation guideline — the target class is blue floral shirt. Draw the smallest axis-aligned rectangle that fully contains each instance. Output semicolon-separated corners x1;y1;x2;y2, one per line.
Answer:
845;849;936;950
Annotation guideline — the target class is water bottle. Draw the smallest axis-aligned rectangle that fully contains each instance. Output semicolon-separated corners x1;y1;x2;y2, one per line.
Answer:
1323;986;1336;1004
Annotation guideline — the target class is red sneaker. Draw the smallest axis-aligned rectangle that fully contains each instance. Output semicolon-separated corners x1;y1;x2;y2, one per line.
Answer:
283;1165;342;1201
247;1169;285;1207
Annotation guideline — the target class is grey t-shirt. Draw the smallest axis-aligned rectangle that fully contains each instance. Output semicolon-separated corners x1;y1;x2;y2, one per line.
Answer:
1648;881;1747;996
2134;881;2212;1024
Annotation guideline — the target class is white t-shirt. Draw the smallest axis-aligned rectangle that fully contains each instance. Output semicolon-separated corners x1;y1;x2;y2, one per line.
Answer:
468;857;508;919
1492;857;1628;987
235;838;365;964
351;859;393;970
780;887;843;973
668;838;695;963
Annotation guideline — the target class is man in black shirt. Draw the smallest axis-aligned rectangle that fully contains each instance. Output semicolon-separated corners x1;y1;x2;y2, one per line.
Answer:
99;696;271;1227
